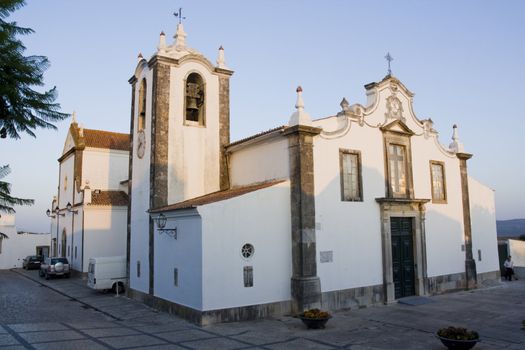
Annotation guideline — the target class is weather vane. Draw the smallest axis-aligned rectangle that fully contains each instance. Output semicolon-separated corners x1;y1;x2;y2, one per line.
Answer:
385;52;393;75
174;7;186;24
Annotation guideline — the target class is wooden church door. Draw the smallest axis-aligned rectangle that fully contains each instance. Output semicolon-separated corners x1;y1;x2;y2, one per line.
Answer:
390;217;415;299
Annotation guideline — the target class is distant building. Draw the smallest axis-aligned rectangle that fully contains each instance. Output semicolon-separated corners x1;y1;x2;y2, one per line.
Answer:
127;24;500;324
47;120;129;273
0;214;50;269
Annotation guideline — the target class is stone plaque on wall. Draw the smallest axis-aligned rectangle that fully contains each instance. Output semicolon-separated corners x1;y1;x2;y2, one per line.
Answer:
320;251;333;263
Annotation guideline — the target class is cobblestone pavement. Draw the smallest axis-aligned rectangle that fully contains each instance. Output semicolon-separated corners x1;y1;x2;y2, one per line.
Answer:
1;269;524;349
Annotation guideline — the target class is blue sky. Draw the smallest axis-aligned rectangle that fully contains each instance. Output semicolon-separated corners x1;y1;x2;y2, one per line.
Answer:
2;0;524;232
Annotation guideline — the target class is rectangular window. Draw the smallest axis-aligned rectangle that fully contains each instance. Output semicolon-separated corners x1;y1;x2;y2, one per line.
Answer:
0;238;3;254
243;266;253;287
174;268;178;287
67;245;70;257
137;261;141;278
74;246;77;259
340;149;362;201
388;144;407;198
430;161;446;203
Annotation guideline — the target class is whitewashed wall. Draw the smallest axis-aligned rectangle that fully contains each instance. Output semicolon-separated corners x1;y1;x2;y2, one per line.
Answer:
82;149;129;191
154;210;203;310
83;207;127;273
70;207;84;271
130;66;153;294
229;137;290;187
0;215;50;269
469;176;499;273
167;61;221;204
313;120;385;291
199;181;291;311
508;239;525;267
58;155;74;209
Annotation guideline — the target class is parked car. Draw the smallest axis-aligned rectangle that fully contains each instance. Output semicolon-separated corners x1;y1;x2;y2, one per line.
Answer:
22;255;44;270
39;257;70;279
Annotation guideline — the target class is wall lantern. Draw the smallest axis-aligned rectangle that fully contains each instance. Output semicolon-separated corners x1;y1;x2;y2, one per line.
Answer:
45;209;56;218
155;213;177;239
66;202;78;214
53;206;65;217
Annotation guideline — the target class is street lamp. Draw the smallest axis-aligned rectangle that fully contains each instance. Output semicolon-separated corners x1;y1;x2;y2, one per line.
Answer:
66;202;78;214
54;206;65;217
155;213;177;239
45;209;56;218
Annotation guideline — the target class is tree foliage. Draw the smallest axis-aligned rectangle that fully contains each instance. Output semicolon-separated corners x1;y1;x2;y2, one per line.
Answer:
0;0;68;139
0;164;33;213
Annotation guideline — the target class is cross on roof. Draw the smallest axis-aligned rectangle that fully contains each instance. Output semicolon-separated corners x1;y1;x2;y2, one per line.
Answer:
174;7;186;24
385;52;393;75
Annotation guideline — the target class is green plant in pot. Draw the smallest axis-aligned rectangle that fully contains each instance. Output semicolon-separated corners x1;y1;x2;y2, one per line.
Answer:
436;326;480;349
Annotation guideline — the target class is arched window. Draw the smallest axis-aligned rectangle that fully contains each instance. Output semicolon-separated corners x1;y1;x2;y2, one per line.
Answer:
184;73;205;125
138;79;147;131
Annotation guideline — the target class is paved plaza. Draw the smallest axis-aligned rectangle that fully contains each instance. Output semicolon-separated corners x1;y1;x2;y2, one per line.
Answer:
1;269;524;349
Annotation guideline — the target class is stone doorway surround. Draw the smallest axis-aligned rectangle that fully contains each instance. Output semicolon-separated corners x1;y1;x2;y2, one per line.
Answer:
376;198;430;304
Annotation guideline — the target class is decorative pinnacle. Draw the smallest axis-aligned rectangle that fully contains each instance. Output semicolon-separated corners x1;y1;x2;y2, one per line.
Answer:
449;124;464;153
160;31;165;36
295;86;304;110
216;45;227;68
72;111;77;124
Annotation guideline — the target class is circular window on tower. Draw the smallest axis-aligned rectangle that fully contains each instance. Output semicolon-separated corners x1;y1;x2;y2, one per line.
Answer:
241;243;254;260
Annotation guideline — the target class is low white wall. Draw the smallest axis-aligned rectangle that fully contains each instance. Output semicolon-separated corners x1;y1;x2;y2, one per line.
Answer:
0;221;50;269
199;181;292;311
508;239;525;267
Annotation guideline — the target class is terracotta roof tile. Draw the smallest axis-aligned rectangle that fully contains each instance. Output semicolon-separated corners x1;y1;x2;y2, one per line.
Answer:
150;180;285;213
83;129;130;151
89;190;129;206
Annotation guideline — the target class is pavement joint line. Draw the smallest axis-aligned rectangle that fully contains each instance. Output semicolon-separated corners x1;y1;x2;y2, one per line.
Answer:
114;323;194;349
11;269;123;322
2;324;35;350
62;322;116;349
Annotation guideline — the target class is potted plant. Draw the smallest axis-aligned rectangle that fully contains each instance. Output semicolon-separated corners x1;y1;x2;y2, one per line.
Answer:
299;308;332;329
436;326;480;350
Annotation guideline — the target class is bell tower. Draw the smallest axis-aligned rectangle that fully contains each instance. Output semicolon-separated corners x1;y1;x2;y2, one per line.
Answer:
131;22;233;210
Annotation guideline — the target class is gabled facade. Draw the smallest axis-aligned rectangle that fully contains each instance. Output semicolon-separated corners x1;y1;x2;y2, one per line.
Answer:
48;119;129;273
128;25;499;325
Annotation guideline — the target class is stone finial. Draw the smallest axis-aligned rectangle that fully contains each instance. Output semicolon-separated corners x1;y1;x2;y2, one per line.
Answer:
174;23;187;50
449;124;465;153
289;86;313;126
137;52;143;63
71;111;77;124
79;123;84;138
340;98;350;112
216;45;227;69
158;31;167;53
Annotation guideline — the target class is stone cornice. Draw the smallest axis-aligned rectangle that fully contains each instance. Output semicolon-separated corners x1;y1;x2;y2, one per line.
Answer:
456;152;473;161
214;67;234;76
375;198;430;204
148;55;179;68
282;124;322;137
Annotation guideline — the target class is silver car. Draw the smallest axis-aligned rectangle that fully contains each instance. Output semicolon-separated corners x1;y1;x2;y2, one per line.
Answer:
39;257;71;279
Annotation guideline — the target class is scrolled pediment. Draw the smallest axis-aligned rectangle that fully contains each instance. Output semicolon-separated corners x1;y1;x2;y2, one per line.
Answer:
380;119;415;136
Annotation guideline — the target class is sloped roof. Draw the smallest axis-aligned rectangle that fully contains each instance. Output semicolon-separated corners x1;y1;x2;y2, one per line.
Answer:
82;129;130;151
150;180;285;213
88;191;129;206
227;125;286;148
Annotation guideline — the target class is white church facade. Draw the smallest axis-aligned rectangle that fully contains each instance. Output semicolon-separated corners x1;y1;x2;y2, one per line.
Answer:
127;23;500;325
47;120;129;273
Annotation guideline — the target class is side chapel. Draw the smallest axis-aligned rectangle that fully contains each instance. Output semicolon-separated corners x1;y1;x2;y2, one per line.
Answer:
127;22;499;325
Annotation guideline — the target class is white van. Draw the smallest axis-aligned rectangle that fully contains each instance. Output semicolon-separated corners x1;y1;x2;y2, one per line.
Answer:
87;256;127;294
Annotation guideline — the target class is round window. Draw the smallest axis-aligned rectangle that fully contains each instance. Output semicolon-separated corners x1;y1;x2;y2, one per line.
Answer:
241;243;254;259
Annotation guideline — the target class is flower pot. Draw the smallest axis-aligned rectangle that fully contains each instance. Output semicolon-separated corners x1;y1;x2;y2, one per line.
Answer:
299;315;331;329
436;336;479;350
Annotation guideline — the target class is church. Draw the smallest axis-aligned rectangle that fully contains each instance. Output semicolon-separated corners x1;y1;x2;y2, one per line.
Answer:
127;22;499;325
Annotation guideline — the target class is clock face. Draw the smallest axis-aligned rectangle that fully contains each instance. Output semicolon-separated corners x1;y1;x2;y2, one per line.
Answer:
137;130;145;159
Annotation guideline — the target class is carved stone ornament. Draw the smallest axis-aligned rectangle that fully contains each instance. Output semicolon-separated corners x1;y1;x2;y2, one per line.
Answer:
137;130;146;159
385;95;404;121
